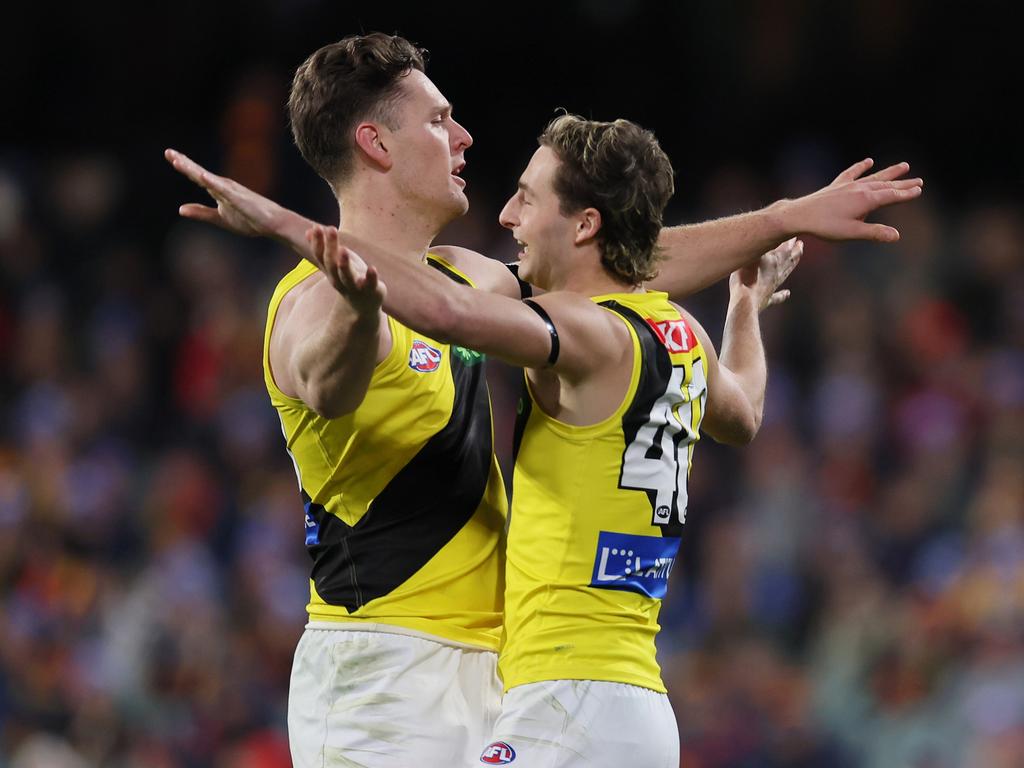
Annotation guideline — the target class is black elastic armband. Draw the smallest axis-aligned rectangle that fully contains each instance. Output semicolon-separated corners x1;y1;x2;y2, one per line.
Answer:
523;299;560;367
505;262;533;299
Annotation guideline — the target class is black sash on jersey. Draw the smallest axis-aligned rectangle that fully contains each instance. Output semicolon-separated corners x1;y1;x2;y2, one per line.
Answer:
302;261;494;611
601;300;687;539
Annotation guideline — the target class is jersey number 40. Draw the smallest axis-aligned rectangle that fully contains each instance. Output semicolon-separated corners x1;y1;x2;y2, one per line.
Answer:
619;359;707;527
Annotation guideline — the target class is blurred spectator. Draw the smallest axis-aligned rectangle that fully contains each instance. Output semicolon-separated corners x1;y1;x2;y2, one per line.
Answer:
2;59;1021;768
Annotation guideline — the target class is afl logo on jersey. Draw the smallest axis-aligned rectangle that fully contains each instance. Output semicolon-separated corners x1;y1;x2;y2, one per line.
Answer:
480;741;516;764
409;340;442;372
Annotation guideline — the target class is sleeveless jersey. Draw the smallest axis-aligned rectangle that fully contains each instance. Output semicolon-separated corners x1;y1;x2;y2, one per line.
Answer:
499;290;708;691
263;254;507;650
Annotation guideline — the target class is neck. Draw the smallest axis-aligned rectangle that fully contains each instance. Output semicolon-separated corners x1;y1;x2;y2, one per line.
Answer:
549;250;642;296
336;180;442;260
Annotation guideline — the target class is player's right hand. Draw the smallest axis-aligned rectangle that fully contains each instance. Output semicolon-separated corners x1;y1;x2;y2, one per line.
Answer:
308;225;387;316
165;148;291;239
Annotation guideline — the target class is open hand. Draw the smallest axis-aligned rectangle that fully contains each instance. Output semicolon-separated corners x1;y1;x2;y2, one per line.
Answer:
783;158;923;243
307;225;386;316
730;238;803;311
165;148;291;239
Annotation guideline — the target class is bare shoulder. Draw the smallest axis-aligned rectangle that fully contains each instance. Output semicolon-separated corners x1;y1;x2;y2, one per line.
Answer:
539;291;635;367
275;272;332;334
268;272;329;397
430;244;521;298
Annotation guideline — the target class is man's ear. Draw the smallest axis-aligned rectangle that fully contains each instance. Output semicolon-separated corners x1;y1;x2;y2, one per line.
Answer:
574;207;602;245
354;122;393;171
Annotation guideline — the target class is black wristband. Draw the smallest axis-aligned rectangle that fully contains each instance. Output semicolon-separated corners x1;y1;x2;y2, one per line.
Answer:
523;299;560;366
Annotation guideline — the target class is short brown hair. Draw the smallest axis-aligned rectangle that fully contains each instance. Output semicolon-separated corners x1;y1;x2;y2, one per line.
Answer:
539;114;674;285
288;33;427;188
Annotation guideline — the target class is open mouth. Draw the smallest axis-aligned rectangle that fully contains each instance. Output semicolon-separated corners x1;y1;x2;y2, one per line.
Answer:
451;162;466;187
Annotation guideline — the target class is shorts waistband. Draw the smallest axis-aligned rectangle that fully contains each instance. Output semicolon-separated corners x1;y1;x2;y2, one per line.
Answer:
304;621;498;653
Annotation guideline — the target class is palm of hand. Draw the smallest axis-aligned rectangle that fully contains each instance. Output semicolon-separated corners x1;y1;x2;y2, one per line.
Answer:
731;239;802;310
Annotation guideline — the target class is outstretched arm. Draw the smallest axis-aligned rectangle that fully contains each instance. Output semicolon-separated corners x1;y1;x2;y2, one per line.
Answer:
651;158;921;297
165;149;522;298
691;238;803;445
309;226;625;381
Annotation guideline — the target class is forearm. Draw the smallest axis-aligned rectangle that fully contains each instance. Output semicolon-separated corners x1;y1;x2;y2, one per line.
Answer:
652;203;789;297
293;300;380;418
273;208;322;260
315;229;555;369
333;233;465;339
372;253;546;367
719;291;767;428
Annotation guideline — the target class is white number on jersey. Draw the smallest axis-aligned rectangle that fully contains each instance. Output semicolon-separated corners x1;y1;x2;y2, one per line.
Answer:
619;358;706;526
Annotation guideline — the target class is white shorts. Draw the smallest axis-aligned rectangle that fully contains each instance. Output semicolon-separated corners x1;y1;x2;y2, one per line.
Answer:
288;624;501;768
480;679;679;768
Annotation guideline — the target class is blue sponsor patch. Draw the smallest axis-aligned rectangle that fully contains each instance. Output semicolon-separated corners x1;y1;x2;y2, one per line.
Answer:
590;531;681;598
303;502;320;547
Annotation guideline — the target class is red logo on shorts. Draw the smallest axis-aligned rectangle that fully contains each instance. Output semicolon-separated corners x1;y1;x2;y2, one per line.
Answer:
480;741;517;764
409;340;442;372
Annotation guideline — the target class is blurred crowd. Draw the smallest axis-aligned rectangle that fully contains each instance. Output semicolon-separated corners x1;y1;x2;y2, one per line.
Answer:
1;125;1022;767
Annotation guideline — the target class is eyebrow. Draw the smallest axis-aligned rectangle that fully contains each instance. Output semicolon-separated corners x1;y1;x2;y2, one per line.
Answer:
517;180;533;195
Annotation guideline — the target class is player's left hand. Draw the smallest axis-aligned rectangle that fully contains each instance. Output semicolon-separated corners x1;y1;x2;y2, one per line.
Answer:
778;158;923;243
730;237;802;311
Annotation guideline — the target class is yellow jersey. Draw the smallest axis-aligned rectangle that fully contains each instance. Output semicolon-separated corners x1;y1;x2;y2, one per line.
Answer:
500;290;708;691
263;255;507;650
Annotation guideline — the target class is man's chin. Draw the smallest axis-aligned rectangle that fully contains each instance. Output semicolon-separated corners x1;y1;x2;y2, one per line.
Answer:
438;193;470;224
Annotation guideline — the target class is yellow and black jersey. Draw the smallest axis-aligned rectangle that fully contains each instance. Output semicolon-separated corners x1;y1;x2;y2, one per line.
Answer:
500;290;708;691
263;254;507;650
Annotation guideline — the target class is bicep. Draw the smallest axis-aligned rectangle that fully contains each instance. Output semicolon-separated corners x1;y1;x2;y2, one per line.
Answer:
685;308;757;444
280;283;389;395
442;290;620;379
430;244;524;299
700;361;758;444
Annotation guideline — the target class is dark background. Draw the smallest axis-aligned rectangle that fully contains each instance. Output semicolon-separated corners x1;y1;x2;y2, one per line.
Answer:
4;1;1021;214
1;2;1022;766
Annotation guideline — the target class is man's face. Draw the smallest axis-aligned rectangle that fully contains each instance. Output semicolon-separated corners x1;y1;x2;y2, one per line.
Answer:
499;146;580;290
382;69;473;225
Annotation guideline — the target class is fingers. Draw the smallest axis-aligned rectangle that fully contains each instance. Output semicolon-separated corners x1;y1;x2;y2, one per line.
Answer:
310;227;376;299
869;186;923;208
864;178;923;192
327;230;360;290
854;222;901;242
776;242;802;285
333;243;375;295
361;264;380;296
165;147;235;199
178;203;221;224
766;289;791;308
306;226;328;272
863;161;912;182
833;158;874;183
165;148;211;188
